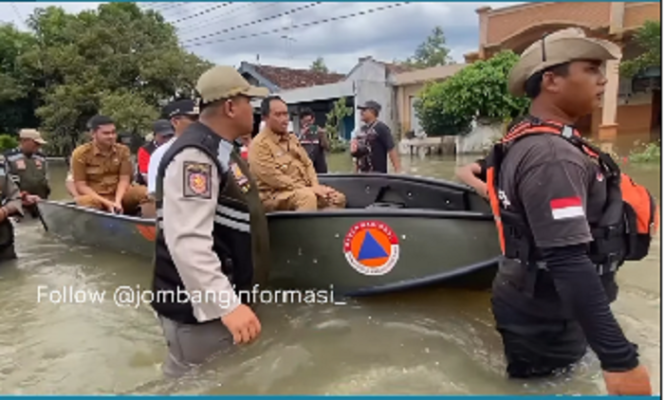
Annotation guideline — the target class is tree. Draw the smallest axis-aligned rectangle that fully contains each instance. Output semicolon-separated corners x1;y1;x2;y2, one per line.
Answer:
400;26;452;68
620;20;661;78
0;3;213;155
310;57;329;73
414;50;529;136
324;97;352;152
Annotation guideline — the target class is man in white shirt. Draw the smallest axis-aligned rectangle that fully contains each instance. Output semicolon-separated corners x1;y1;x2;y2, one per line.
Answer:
147;99;199;195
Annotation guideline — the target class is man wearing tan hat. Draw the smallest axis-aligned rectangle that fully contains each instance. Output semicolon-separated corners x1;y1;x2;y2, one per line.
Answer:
149;66;272;378
484;28;650;394
4;129;51;217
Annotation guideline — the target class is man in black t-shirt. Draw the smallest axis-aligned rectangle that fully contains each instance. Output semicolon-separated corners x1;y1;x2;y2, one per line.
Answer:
350;100;401;173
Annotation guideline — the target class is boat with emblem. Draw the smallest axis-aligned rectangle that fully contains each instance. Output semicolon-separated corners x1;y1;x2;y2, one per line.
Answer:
36;173;501;296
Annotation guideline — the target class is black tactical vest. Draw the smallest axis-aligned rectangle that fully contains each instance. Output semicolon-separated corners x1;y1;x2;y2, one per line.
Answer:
150;122;270;325
135;141;157;186
4;148;50;199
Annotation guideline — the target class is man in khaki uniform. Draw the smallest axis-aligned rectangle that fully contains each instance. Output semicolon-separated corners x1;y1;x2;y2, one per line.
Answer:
71;115;148;214
249;96;346;212
150;66;272;378
0;154;24;262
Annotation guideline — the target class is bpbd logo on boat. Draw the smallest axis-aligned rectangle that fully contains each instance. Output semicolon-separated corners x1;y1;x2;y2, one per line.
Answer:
343;220;400;276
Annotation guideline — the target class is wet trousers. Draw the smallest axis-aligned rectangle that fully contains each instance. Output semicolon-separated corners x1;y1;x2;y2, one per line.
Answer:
75;185;149;215
157;315;234;378
263;186;346;212
491;294;588;378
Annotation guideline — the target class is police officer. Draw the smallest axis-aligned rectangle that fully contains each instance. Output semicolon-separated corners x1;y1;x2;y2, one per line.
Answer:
150;65;272;378
486;28;650;394
5;129;50;218
297;108;329;173
0;155;24;262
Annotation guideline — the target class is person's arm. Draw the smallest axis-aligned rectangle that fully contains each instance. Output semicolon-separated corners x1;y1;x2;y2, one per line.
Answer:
72;148;111;206
1;167;23;220
248;140;305;191
456;160;487;198
114;146;133;204
518;159;640;374
162;148;241;320
377;124;400;173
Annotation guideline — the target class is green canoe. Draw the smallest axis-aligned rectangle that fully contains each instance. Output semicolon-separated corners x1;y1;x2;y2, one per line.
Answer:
36;173;501;296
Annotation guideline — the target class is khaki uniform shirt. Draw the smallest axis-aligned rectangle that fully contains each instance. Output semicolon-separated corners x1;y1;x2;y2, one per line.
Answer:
71;142;133;197
248;128;318;201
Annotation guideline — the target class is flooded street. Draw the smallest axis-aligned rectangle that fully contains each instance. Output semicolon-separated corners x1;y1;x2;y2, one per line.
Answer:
0;153;660;395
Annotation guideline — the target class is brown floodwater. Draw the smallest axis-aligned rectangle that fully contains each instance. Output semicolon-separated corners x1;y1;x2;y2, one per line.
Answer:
0;153;659;394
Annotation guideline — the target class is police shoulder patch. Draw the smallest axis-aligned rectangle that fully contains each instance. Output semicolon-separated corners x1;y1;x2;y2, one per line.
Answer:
183;161;212;199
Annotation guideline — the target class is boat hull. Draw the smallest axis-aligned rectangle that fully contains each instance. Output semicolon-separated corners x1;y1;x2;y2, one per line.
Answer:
37;173;501;296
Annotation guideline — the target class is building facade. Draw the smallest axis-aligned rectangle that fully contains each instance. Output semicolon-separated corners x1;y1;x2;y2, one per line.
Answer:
465;2;661;148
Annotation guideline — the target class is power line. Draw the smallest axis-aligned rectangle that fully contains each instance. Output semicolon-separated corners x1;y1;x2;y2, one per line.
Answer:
176;3;280;36
179;2;321;44
184;2;409;49
168;3;233;25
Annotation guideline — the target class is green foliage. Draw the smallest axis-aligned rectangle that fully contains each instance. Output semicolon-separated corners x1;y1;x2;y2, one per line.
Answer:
620;20;661;78
310;57;329;73
414;50;530;136
0;3;213;156
629;141;661;163
399;26;452;68
324;97;353;152
0;134;18;152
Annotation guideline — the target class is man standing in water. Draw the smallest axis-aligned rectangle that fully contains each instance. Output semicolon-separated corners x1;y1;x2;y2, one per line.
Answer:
485;28;651;394
0;154;23;262
4;129;50;218
150;65;271;378
350;100;400;174
297;108;329;173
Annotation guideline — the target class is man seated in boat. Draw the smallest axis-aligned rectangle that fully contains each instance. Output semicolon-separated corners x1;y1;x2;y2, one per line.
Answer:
4;129;51;218
248;96;346;212
70;115;149;214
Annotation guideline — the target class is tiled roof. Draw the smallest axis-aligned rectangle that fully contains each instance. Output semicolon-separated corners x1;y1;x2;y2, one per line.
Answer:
246;63;346;90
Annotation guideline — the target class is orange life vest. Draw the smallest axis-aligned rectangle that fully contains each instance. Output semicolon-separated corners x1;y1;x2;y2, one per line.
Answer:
485;117;659;277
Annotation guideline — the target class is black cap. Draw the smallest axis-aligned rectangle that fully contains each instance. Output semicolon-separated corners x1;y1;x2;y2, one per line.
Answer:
163;99;199;119
153;120;175;136
357;100;381;113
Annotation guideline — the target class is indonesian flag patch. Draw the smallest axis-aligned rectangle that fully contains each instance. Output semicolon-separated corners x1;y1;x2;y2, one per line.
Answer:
550;197;585;220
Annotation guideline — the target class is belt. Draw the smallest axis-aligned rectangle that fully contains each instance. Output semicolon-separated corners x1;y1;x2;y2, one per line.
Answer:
503;259;620;276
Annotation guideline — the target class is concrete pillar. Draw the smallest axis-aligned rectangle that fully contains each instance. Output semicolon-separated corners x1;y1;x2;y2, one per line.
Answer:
597;43;623;151
476;6;491;60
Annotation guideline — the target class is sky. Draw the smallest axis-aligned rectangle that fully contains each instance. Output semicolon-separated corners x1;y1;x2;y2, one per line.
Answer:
0;1;522;73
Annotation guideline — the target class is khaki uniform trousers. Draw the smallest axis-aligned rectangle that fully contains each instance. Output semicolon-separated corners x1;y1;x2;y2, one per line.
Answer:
264;186;346;212
75;185;149;215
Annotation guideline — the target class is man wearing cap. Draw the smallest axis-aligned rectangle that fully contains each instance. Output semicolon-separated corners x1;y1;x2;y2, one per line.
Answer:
150;66;271;378
485;28;650;394
249;96;346;212
350;100;401;174
146;99;199;196
4;129;51;217
71;115;149;214
136;120;175;186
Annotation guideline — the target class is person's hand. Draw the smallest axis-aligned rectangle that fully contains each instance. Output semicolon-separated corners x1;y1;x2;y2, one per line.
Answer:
112;201;123;214
473;182;488;199
350;139;358;153
221;304;261;345
24;195;40;205
312;185;332;198
604;364;652;395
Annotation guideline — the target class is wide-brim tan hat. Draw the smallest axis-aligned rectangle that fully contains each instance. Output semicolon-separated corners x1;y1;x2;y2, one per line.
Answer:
19;128;47;144
196;65;269;104
508;28;622;96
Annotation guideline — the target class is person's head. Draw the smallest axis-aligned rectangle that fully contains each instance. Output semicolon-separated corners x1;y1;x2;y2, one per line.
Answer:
358;100;381;124
152;119;175;145
300;108;315;128
163;99;199;135
88;115;117;148
508;28;621;121
18;129;46;155
196;65;268;140
260;96;290;135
